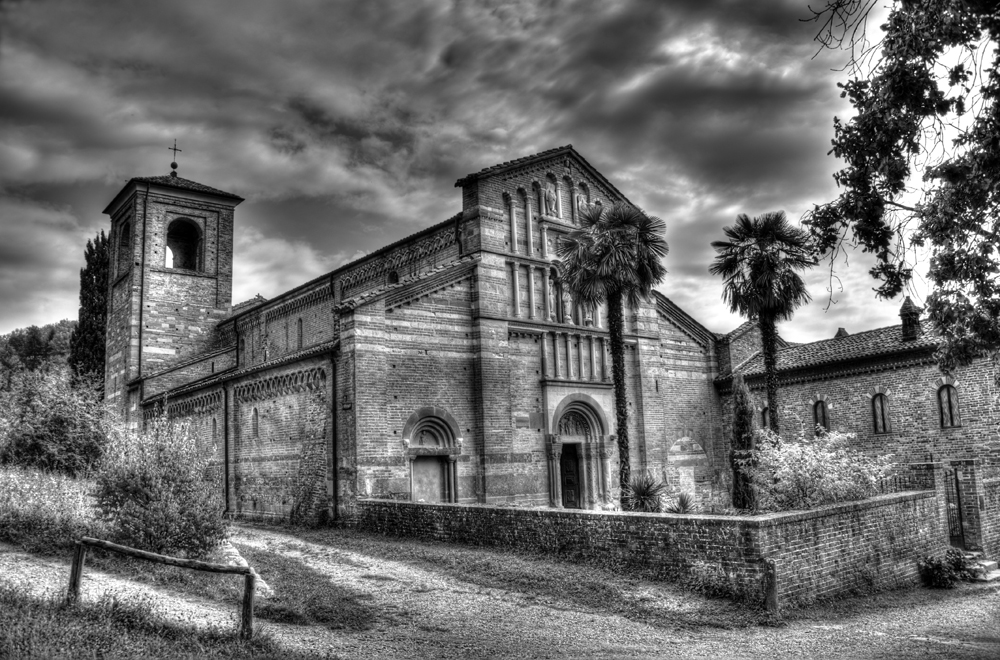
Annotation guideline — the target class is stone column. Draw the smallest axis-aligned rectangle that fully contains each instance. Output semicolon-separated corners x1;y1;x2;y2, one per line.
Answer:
540;329;549;378
564;333;573;380
509;198;518;254
448;455;458;503
600;444;613;503
510;262;520;318
548;439;563;508
589;336;596;381
407;455;416;501
601;339;609;382
524;196;533;256
555;180;563;219
569;185;577;224
527;267;535;319
540;225;548;259
528;190;537;255
543;272;552;321
551;332;561;379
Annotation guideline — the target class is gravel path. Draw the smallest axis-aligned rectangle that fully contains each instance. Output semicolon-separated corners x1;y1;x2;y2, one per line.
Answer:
3;529;999;659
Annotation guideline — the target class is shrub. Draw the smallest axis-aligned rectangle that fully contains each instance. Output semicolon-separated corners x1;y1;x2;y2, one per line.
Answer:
664;492;699;514
0;466;105;553
624;471;667;512
0;369;107;477
918;549;973;588
735;427;892;512
94;417;229;558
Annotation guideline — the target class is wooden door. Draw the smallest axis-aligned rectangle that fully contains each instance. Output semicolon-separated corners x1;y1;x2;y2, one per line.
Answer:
560;444;580;509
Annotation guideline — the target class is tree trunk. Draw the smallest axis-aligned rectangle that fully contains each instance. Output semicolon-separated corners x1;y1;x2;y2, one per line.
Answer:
759;314;780;435
607;289;631;509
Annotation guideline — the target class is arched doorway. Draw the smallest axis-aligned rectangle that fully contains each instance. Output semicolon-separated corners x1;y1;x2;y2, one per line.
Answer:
402;407;462;503
548;396;611;509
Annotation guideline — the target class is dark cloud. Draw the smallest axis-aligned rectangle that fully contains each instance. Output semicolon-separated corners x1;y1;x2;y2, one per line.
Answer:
0;0;913;339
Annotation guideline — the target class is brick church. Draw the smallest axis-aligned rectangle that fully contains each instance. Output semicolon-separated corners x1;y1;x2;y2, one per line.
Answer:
102;145;999;539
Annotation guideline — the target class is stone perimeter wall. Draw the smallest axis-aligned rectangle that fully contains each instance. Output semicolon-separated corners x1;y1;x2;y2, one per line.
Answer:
353;490;946;609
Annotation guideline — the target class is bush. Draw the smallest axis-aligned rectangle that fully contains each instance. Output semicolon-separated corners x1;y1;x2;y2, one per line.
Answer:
94;417;229;558
664;492;699;514
0;369;107;477
919;549;972;588
0;466;106;553
624;471;667;512
735;427;892;512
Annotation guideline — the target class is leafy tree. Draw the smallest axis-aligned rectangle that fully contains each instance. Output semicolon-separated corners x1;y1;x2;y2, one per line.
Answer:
4;326;56;372
69;231;109;389
730;372;755;510
710;211;815;434
804;0;1000;371
0;368;106;476
556;202;668;508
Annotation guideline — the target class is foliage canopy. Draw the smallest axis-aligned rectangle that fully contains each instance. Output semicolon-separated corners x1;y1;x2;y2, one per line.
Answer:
805;0;1000;370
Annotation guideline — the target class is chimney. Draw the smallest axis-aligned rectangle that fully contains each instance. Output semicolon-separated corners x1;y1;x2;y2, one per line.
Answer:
899;296;922;341
834;327;849;338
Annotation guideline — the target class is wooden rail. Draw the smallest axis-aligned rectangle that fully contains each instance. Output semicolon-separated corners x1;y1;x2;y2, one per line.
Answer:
66;536;257;640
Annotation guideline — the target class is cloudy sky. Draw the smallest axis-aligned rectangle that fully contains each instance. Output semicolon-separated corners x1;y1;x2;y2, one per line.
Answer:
0;0;919;341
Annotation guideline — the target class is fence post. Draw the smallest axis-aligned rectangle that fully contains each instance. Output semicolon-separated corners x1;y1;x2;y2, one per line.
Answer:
764;559;780;614
241;570;257;640
66;542;88;604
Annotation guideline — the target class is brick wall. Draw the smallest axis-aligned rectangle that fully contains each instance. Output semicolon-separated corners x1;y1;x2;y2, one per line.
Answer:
352;489;946;609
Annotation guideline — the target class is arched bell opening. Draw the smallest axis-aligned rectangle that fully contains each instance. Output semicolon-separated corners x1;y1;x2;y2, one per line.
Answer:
165;218;203;271
401;406;462;504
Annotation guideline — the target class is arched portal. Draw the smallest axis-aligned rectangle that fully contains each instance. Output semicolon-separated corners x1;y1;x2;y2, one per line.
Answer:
402;406;462;504
548;396;611;510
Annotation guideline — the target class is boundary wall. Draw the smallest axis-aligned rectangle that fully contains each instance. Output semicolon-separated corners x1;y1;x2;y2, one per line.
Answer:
352;488;947;609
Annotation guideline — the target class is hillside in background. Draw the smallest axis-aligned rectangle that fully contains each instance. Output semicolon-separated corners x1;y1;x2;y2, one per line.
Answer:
0;320;76;372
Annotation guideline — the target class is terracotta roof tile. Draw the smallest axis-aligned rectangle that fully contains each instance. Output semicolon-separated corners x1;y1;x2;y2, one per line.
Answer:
735;321;937;377
129;174;244;201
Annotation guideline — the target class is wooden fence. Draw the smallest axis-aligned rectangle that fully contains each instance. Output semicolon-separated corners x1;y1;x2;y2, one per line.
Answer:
66;537;258;640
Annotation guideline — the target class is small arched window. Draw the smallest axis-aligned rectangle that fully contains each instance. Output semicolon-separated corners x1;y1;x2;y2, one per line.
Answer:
872;393;890;434
284;321;290;351
388;271;399;285
251;408;259;438
813;400;829;434
761;406;770;429
117;221;131;276
165;218;202;270
938;385;961;428
296;318;303;350
212;417;218;445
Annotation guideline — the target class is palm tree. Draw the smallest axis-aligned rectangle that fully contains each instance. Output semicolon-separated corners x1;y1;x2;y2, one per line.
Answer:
709;211;815;435
557;202;668;509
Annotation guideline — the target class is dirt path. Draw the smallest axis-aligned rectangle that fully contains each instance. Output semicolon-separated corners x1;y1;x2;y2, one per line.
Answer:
3;528;999;659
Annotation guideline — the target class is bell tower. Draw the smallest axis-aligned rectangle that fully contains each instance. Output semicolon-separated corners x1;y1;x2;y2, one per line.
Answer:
103;158;243;420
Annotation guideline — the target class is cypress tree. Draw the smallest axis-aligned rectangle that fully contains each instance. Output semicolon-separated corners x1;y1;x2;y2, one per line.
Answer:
730;372;755;510
69;231;109;390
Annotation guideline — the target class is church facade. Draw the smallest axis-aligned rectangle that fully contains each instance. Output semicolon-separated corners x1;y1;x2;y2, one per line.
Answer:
102;146;999;546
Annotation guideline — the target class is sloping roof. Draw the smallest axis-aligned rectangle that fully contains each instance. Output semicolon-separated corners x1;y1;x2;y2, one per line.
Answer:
453;145;634;206
735;321;937;377
128;174;245;201
653;291;715;348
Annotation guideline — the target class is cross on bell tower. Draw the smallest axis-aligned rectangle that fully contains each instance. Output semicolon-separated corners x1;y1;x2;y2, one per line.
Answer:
168;139;182;178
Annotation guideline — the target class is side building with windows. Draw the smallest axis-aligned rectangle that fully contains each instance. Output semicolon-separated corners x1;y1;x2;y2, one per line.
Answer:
716;298;1000;552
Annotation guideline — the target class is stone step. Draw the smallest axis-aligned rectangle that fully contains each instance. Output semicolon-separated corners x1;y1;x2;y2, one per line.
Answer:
976;560;998;572
971;569;1000;583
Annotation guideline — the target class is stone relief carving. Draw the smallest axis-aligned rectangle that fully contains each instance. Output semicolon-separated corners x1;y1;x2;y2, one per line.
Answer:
558;410;592;438
548;278;557;321
562;290;574;325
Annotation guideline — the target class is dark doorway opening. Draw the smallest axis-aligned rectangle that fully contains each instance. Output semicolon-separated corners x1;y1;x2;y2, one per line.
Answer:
560;444;580;509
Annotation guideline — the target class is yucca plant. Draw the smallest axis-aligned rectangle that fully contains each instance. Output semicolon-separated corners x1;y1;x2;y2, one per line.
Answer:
664;492;699;514
625;471;668;513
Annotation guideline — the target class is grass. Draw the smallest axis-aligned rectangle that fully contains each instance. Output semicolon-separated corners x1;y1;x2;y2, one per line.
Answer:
0;584;333;659
0;465;106;553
